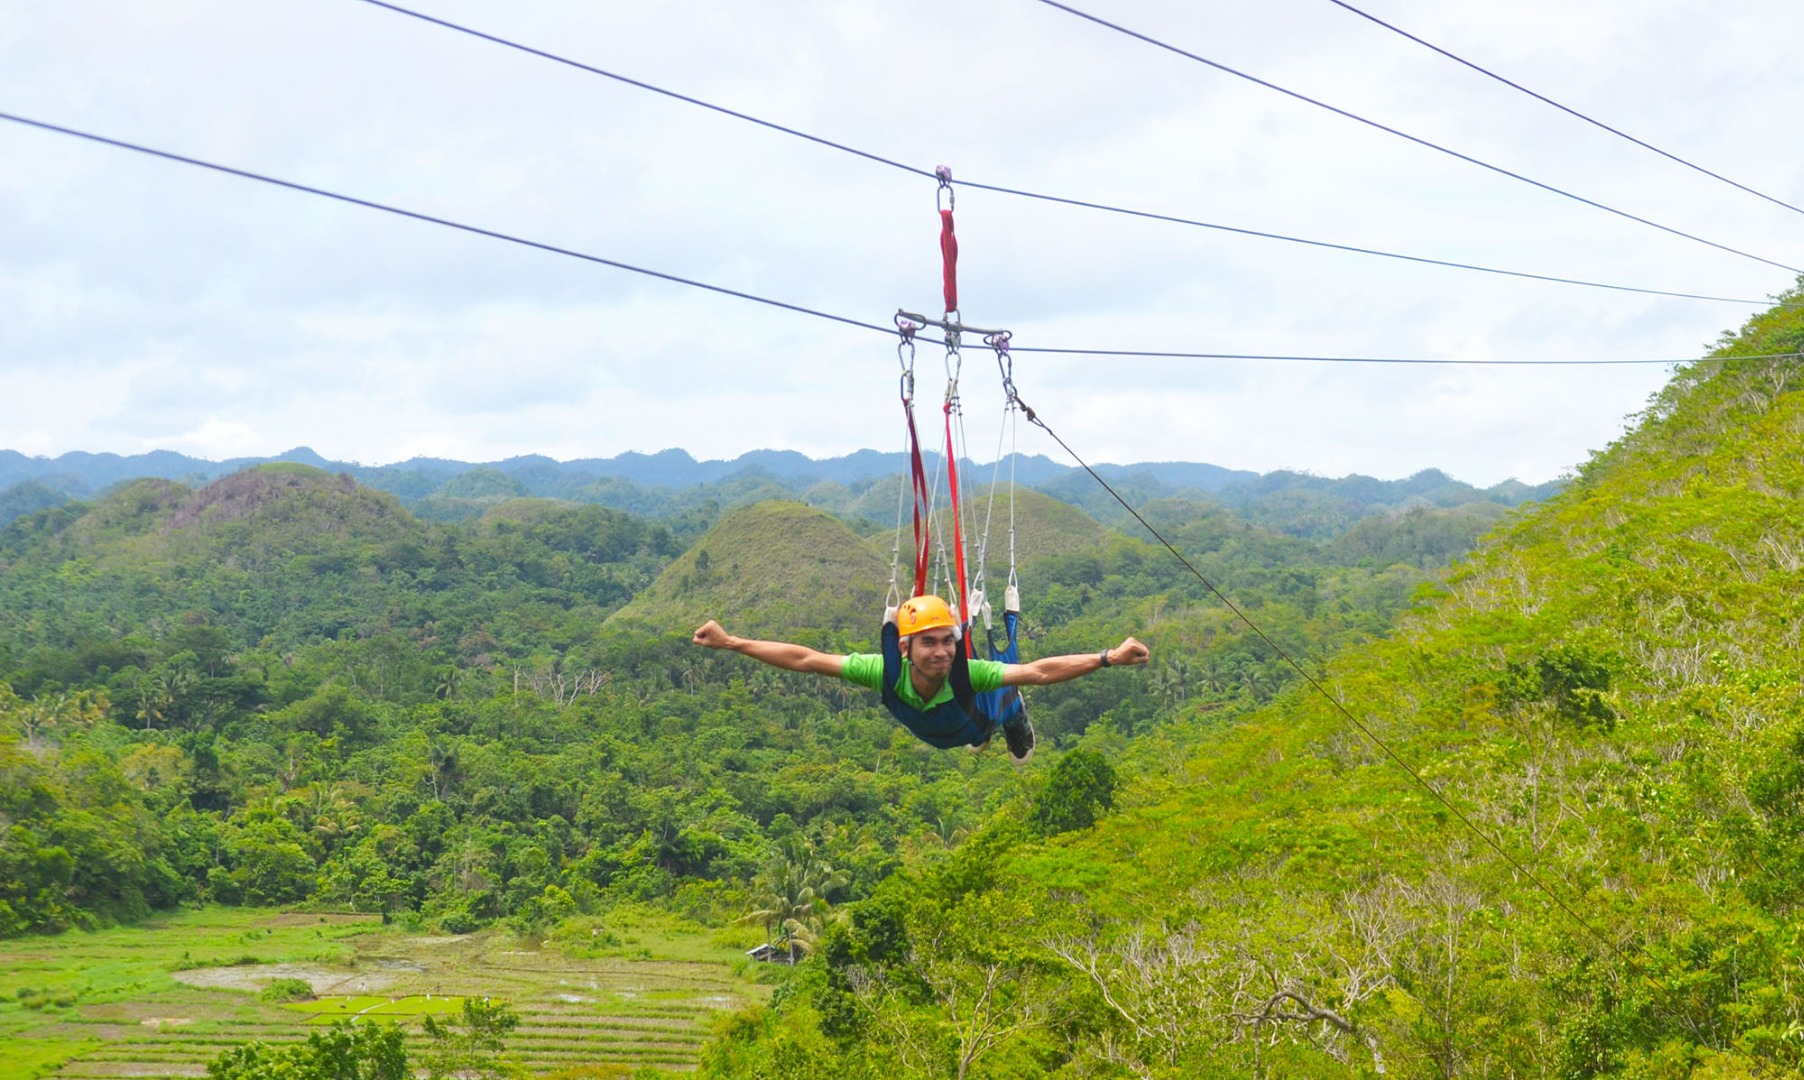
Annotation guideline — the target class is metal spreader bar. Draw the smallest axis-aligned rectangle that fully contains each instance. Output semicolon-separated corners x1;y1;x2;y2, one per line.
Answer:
896;309;1010;339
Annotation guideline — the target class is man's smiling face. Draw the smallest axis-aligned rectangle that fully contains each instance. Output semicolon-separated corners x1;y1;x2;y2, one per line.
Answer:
906;625;958;681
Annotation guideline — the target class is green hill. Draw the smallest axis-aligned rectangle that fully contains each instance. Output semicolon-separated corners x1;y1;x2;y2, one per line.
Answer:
711;284;1804;1077
860;486;1110;590
0;469;672;690
975;485;1109;576
609;501;888;642
0;480;69;528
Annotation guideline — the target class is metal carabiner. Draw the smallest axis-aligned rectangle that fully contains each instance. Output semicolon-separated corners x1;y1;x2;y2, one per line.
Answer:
935;165;955;212
986;331;1018;402
895;316;921;402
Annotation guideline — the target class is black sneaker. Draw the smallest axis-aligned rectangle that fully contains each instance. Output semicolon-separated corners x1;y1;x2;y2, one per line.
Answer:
1002;711;1034;765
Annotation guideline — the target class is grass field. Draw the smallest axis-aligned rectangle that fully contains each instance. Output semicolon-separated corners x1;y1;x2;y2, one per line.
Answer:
0;907;769;1078
285;994;469;1024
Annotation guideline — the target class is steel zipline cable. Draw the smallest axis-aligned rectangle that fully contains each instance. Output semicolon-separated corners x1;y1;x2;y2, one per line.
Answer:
1004;384;1635;962
1322;0;1804;218
2;110;1795;371
1030;0;1802;276
0;112;894;339
354;0;1768;306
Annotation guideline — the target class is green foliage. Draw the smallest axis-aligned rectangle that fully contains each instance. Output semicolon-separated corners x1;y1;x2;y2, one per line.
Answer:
1028;748;1116;836
0;481;69;529
207;1020;407;1080
1556;916;1804;1078
1738;719;1804;915
257;976;316;1002
1328;501;1511;568
1500;642;1619;731
420;997;522;1080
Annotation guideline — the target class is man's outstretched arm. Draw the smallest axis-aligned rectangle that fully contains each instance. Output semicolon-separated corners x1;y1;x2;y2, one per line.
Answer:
1003;637;1150;687
693;620;846;677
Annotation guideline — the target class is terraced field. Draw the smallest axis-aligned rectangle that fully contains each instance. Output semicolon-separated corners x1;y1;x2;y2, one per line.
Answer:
0;908;769;1078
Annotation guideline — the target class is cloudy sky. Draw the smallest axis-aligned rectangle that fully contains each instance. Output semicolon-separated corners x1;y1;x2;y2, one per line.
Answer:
3;0;1801;485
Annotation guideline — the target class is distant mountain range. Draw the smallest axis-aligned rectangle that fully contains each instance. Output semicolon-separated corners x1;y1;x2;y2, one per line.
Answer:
0;446;1562;537
0;445;1255;493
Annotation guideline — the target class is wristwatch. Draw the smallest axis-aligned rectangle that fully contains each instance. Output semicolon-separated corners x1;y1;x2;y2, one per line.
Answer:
1098;648;1112;668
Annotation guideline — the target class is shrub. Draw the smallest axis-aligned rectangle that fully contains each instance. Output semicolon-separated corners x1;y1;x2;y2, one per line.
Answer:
257;977;316;1002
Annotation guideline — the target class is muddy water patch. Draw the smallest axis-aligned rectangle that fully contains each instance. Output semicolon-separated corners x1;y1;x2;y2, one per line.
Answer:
170;962;394;994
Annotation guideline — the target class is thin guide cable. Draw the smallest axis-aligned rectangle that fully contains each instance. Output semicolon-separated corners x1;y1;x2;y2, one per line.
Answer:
358;0;933;181
1010;347;1804;366
1322;0;1804;218
1031;0;1801;275
1007;385;1633;961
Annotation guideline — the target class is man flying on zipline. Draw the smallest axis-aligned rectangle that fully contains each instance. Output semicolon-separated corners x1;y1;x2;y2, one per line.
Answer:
693;594;1148;764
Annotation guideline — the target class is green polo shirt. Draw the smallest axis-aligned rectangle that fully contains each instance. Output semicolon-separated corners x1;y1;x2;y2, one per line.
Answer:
842;654;1007;710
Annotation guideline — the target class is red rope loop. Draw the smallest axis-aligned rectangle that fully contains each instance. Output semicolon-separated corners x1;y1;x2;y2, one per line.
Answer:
943;397;971;652
939;210;959;314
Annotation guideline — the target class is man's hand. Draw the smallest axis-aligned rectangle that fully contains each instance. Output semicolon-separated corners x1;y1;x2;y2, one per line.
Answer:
1107;637;1150;667
693;620;734;650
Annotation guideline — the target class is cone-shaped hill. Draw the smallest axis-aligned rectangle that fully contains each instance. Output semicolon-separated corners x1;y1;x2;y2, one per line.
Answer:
31;465;420;570
862;485;1109;580
607;501;888;642
0;466;671;661
963;485;1109;575
162;464;417;547
770;284;1804;1075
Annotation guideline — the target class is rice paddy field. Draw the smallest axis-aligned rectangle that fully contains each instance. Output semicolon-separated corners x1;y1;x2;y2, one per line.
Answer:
0;907;771;1078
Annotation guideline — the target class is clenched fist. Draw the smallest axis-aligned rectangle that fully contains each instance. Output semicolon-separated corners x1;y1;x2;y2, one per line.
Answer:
693;620;733;649
1107;637;1150;666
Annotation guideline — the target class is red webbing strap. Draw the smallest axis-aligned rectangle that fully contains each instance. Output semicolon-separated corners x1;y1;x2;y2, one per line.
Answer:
943;399;972;655
905;403;931;597
940;209;959;314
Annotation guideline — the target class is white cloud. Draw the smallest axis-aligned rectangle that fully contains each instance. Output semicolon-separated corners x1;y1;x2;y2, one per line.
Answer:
1;0;1800;486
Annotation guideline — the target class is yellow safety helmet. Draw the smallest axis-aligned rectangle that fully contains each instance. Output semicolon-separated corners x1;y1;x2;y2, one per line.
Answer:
897;594;957;637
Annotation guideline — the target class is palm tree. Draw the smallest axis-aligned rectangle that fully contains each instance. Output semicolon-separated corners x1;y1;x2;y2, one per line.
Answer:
929;814;970;848
301;782;358;845
737;841;849;960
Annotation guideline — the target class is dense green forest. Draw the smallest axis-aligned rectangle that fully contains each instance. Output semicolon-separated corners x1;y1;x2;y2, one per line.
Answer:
0;445;1479;945
6;285;1799;1077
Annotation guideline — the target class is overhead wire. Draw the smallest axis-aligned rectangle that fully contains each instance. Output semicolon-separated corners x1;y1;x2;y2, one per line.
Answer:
1011;347;1804;366
1030;0;1802;275
947;180;1768;305
1004;382;1635;962
1322;0;1804;218
353;0;1768;306
1;110;1790;371
357;0;933;181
